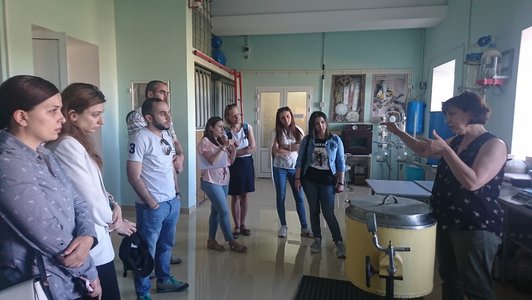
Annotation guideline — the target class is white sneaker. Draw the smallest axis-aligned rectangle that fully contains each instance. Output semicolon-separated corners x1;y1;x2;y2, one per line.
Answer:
310;238;321;253
300;228;313;238
335;241;346;259
278;225;288;238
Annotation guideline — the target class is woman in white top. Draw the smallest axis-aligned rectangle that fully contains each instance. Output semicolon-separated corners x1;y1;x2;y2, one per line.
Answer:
271;107;312;238
48;83;136;300
197;116;247;253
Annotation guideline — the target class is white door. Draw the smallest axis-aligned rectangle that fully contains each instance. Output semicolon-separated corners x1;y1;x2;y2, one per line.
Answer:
32;29;68;90
256;87;311;178
33;28;104;159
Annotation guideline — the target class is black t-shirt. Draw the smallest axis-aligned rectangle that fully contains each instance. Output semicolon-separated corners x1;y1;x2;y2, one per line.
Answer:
303;138;335;186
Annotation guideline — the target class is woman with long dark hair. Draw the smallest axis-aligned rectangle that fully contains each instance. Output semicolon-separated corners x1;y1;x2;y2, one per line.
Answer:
48;83;136;299
295;111;346;258
0;75;101;299
271;106;311;238
197;116;247;253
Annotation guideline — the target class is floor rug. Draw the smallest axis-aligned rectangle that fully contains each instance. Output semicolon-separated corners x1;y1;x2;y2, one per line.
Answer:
294;275;387;300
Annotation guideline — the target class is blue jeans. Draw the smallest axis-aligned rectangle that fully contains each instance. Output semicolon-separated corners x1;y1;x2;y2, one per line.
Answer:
134;198;180;295
201;180;234;241
301;180;343;242
273;167;308;228
437;229;501;300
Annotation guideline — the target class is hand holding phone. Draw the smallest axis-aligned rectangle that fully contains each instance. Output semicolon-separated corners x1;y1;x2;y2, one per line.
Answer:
78;276;102;299
79;276;94;293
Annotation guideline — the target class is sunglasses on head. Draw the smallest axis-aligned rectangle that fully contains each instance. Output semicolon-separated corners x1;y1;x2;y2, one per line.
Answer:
160;138;171;156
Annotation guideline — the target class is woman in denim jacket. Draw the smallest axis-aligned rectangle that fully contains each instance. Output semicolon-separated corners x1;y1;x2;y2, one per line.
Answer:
295;111;346;258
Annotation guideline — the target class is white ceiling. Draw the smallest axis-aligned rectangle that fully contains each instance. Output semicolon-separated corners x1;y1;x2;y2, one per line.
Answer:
211;0;448;36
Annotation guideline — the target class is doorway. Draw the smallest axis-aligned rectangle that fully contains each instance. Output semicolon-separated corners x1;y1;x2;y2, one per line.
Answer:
256;87;311;178
32;26;68;90
32;25;101;155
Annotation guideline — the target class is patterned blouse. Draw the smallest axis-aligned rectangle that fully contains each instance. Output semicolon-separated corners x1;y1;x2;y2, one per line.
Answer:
0;130;98;299
431;132;505;237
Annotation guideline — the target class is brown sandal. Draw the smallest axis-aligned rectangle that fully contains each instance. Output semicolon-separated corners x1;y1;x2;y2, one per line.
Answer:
207;239;225;251
240;225;251;236
229;241;247;253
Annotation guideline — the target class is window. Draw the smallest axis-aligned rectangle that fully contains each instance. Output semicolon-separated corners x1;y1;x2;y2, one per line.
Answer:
427;57;459;165
430;60;455;112
512;26;532;159
192;0;212;55
194;66;234;128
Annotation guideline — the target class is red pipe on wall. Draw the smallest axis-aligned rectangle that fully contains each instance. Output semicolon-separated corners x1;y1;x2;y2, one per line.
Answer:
193;49;236;75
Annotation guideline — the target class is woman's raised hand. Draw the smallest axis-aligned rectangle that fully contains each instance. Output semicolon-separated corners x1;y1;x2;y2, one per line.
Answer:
419;130;448;156
384;122;401;135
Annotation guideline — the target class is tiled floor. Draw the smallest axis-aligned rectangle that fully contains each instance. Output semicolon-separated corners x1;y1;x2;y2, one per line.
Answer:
113;179;530;299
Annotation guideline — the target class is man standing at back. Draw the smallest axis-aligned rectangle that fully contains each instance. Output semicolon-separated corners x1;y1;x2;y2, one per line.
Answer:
127;80;184;265
127;98;189;300
127;80;185;175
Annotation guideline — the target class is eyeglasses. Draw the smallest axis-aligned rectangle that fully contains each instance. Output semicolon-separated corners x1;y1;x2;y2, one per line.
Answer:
160;138;171;155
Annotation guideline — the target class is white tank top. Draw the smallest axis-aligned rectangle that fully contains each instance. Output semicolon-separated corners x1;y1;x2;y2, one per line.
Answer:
231;124;251;158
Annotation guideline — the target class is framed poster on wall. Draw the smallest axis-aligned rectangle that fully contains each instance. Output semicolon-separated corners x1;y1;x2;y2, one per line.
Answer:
130;80;171;109
329;74;365;123
371;74;409;123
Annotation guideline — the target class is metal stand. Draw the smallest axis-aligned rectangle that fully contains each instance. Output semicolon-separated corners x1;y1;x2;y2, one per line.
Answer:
364;201;411;300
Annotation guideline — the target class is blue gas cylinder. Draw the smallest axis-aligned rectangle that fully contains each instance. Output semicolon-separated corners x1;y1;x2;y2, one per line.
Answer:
405;100;425;135
428;111;453;140
426;111;453;165
212;48;227;65
211;35;223;49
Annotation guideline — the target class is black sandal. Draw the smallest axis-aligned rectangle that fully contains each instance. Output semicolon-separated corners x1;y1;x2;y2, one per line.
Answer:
240;225;251;236
232;227;240;239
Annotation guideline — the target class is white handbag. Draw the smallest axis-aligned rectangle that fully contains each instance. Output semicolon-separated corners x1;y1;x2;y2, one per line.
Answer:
0;278;48;299
0;252;52;299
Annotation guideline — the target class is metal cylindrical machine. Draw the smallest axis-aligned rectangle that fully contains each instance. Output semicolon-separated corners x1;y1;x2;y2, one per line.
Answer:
345;195;436;298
